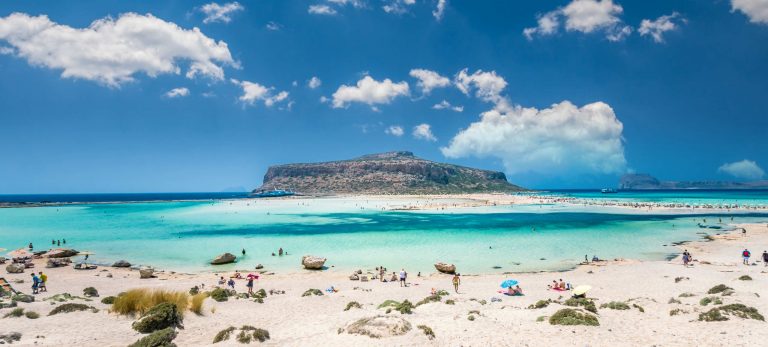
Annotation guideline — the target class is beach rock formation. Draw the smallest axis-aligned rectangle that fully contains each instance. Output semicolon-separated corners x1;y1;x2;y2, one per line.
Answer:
434;262;456;274
254;151;524;195
255;264;264;269
112;260;131;268
342;315;412;338
46;248;79;258
46;258;71;268
211;253;237;265
5;263;24;274
301;255;326;270
349;274;359;281
139;267;154;279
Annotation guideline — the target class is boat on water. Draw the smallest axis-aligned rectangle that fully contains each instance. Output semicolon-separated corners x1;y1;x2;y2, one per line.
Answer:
601;188;618;194
251;189;296;198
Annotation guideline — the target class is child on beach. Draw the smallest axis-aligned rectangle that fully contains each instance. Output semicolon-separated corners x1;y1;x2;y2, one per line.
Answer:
452;273;461;293
743;249;751;265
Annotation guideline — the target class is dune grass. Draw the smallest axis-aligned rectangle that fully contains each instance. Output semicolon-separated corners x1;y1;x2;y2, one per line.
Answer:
707;284;732;295
111;288;190;317
190;293;208;315
549;309;599;326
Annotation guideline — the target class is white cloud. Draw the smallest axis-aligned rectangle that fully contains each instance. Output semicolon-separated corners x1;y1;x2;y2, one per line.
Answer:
328;0;365;8
0;12;235;87
638;12;683;43
308;76;322;89
731;0;768;24
331;75;409;108
718;159;765;180
454;68;507;103
442;101;627;175
413;123;437;141
265;21;282;31
409;68;450;94
433;0;447;21
308;5;337;15
383;0;416;14
385;125;404;136
231;79;289;107
165;87;190;98
523;0;631;41
200;2;244;24
432;100;463;112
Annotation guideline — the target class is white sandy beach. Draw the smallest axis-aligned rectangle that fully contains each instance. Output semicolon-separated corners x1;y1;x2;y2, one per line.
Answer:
2;217;768;346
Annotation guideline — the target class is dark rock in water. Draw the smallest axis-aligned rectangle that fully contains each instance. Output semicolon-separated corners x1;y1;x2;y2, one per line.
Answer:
540;258;546;261
112;260;131;268
255;151;525;195
254;264;264;269
46;248;79;258
211;253;237;265
492;266;502;269
434;262;456;274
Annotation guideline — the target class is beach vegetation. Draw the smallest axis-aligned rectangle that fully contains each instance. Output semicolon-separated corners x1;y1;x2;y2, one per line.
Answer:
417;325;435;340
24;311;39;319
699;296;722;306
189;286;199;295
254;289;267;299
0;332;21;344
10;294;34;303
415;294;442;307
536;315;548;322
3;308;24;318
468;310;480;315
600;301;630;310
190;293;207;315
564;297;597;314
378;300;400;309
445;299;455;305
678;292;695;297
101;296;117;305
699;304;764;322
344;301;362;311
669;308;687;316
302;289;323;297
632;304;645;313
548;309;599;326
467;315;475;321
528;299;552;309
721;289;735;296
436;290;449;296
738;275;752;281
213;327;236;343
395;300;414;314
83;287;99;297
43;293;89;302
344;315;412;338
674;276;688;283
132;302;183;333
128;327;177;347
668;298;681;304
111;289;189;316
478;299;487;305
707;284;732;294
237;326;270;343
49;303;97;315
210;288;229;302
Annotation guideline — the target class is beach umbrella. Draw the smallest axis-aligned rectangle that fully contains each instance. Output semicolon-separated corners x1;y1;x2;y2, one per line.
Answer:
7;248;32;258
500;279;518;288
572;285;592;296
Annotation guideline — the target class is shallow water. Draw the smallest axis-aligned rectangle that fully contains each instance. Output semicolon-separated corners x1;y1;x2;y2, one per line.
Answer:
2;193;767;274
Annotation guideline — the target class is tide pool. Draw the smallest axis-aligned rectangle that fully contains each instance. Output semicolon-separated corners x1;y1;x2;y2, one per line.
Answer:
2;196;767;274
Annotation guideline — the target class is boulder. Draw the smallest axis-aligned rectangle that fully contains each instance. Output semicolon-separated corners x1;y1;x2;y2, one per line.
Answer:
301;255;326;270
5;263;24;274
46;248;79;258
210;253;237;265
342;315;412;338
434;262;456;274
112;260;131;268
356;269;363;274
139;267;154;279
46;258;71;268
254;264;264;269
349;274;359;281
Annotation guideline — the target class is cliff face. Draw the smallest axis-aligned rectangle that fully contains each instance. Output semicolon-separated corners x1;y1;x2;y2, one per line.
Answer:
255;151;524;195
619;173;768;190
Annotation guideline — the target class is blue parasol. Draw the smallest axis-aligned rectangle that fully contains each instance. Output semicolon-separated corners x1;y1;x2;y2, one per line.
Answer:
500;279;518;288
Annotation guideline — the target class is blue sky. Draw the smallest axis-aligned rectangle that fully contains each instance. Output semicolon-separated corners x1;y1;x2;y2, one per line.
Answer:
1;0;767;193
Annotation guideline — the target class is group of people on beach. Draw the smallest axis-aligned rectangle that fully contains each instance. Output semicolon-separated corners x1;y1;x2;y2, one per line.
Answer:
30;271;47;294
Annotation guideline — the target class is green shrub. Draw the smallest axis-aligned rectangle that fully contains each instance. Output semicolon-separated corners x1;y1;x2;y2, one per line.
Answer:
467;315;475;321
83;287;99;297
344;301;362;311
698;308;728;322
238;326;270;343
24;311;39;319
213;327;236;343
536;315;548;322
549;308;599;326
668;298;681;304
415;294;442;307
678;292;695;297
301;289;323;297
128;327;177;347
674;277;688;283
669;308;686;316
632;304;645;313
49;303;96;316
699;304;764;322
564;297;597;314
132;302;184;333
378;300;400;309
600;301;630;310
699;297;722;306
3;308;24;318
210;288;230;302
707;284;732;295
254;289;267;299
417;325;435;340
10;294;34;303
395;300;414;314
189;286;199;295
738;275;753;281
101;296;117;305
445;299;455;305
528;299;551;309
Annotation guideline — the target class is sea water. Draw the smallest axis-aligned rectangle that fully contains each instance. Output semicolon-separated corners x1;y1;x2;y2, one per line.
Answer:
1;191;767;274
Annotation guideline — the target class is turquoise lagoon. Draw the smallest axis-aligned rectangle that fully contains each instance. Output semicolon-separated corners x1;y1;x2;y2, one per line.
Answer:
1;192;767;274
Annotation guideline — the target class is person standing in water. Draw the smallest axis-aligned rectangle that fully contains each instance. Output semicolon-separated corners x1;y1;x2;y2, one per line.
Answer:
242;249;246;256
452;273;461;293
278;248;283;256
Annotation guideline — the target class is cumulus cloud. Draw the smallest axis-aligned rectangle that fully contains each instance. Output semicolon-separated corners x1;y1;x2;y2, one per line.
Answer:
413;123;437;141
331;75;409;108
433;0;447;20
383;0;416;14
385;125;404;136
200;2;244;24
718;159;765;180
523;0;631;41
638;12;683;43
731;0;768;24
308;76;322;89
442;101;626;175
409;68;450;94
454;68;507;103
308;5;337;15
432;100;463;112
231;79;289;107
0;12;235;87
165;87;190;98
